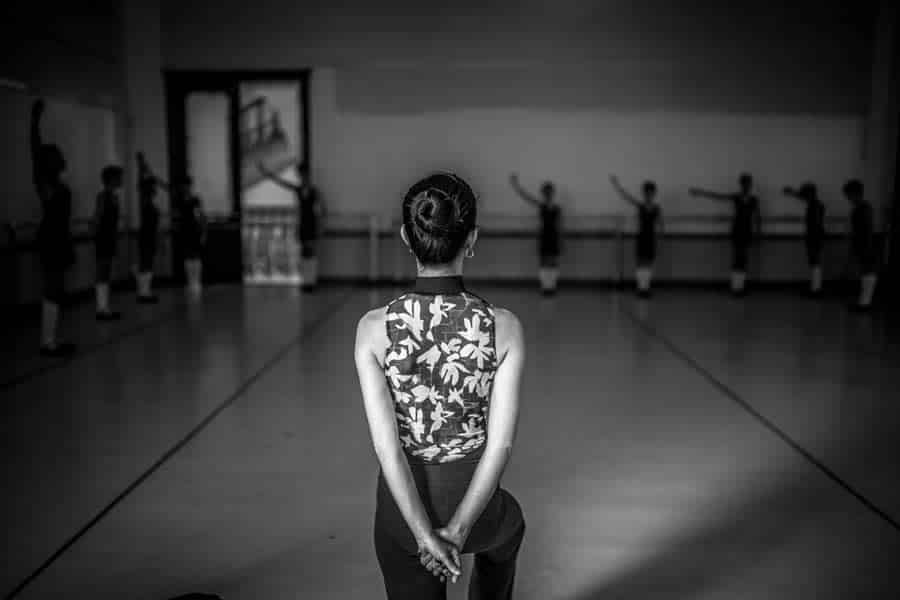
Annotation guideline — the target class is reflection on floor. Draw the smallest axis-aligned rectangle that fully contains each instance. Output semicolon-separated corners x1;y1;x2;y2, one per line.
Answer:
2;285;898;599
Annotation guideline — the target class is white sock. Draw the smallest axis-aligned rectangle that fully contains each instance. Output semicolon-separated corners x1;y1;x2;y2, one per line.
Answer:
41;300;59;347
96;283;110;313
731;271;746;293
636;267;652;292
547;267;559;290
538;268;550;291
186;260;202;292
138;272;153;296
810;266;823;293
859;273;878;306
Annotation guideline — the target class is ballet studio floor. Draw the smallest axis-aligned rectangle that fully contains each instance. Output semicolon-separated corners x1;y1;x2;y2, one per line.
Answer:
2;283;899;600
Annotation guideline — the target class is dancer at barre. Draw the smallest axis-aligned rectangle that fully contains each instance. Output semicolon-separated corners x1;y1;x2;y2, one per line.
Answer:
93;165;124;320
31;99;76;356
135;152;167;303
782;182;825;296
610;175;663;297
509;172;561;295
258;161;323;290
172;174;206;296
690;173;761;296
844;179;878;312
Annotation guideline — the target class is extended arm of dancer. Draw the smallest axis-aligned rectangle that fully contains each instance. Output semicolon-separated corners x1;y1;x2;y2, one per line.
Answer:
439;309;525;549
609;175;639;207
782;186;803;200
257;161;301;192
355;311;462;579
137;152;170;192
30;100;51;210
689;186;735;201
30;100;44;188
509;173;540;206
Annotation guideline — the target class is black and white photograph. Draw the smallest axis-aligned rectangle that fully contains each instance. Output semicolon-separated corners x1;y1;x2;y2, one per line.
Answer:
1;1;899;598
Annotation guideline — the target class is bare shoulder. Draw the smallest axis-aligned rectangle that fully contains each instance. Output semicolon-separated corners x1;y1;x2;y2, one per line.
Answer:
356;306;388;337
492;306;524;360
355;306;390;354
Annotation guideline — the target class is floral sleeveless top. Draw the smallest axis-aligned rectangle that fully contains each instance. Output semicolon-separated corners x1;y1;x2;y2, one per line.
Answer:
384;276;497;464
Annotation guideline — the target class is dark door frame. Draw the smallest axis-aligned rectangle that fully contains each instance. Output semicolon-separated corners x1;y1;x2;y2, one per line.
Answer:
163;69;311;279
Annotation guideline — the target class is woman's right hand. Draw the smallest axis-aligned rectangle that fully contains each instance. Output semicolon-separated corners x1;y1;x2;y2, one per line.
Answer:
417;532;461;582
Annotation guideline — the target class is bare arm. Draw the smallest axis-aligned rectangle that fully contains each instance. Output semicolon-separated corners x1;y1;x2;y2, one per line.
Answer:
354;311;461;577
509;174;540;206
689;187;735;202
441;309;524;546
257;161;300;192
609;175;640;207
30;100;44;189
137;153;171;192
782;186;802;199
194;197;208;241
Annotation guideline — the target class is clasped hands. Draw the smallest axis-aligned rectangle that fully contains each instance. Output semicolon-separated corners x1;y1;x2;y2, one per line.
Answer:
417;525;467;584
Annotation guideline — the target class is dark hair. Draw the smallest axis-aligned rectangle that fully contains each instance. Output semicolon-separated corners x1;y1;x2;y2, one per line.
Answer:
739;173;753;188
540;181;555;198
843;179;863;197
799;182;817;199
101;165;123;186
642;181;657;196
402;173;477;265
174;174;193;187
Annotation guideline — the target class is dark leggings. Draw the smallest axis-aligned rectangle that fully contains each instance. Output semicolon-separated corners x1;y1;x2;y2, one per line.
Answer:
96;254;113;283
732;240;750;271
374;459;526;600
139;234;157;273
42;265;66;304
806;236;823;267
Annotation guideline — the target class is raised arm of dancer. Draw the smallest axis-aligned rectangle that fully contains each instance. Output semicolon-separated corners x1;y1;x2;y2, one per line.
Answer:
509;173;540;206
137;153;171;192
689;186;735;201
355;310;462;578
257;161;300;192
609;175;639;207
30;100;45;190
440;309;525;550
195;197;208;243
314;190;326;235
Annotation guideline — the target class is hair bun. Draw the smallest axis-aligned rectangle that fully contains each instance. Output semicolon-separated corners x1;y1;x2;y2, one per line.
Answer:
412;179;465;234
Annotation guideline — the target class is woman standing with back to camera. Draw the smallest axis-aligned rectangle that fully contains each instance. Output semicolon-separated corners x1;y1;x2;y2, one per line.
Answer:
354;173;526;599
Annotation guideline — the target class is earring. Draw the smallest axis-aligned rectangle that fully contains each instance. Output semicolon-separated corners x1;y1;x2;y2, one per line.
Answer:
465;247;475;259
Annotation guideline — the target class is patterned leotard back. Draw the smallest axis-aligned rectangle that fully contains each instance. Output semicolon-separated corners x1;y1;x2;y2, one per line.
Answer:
384;277;497;464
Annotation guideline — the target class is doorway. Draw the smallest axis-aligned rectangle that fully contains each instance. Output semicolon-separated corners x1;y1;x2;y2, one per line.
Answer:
164;70;311;284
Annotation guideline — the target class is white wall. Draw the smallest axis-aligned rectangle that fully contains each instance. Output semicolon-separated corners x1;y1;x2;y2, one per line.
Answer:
163;0;875;231
312;69;864;228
